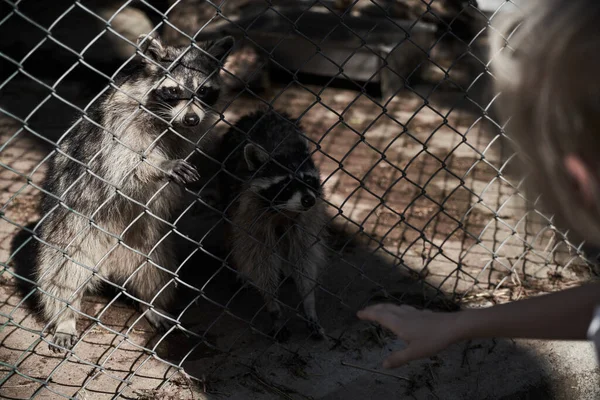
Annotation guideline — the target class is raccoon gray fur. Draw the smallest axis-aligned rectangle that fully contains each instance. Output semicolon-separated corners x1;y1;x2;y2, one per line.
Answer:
35;34;234;352
219;109;328;340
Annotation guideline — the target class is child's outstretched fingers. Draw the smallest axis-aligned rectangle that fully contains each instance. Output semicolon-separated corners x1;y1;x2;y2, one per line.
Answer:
356;303;413;332
357;303;462;368
382;346;421;368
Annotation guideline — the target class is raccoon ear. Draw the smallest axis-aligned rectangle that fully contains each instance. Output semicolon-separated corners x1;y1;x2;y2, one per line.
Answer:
244;143;270;171
206;36;235;63
137;34;166;61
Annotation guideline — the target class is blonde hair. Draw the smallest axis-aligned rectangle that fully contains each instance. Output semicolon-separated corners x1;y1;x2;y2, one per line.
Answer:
491;0;600;245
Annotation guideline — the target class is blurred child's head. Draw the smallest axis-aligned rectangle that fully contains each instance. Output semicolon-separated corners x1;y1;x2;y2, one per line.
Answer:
492;0;600;245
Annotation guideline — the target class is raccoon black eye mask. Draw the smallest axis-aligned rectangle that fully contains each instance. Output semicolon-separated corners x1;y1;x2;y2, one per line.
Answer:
256;174;321;210
155;85;219;107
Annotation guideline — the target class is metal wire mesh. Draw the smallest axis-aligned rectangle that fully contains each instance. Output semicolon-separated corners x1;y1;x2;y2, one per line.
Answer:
0;0;596;398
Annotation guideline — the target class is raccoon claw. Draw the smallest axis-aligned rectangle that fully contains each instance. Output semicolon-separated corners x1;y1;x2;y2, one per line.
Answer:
307;318;326;340
168;159;200;185
270;325;291;342
145;308;177;332
49;332;77;353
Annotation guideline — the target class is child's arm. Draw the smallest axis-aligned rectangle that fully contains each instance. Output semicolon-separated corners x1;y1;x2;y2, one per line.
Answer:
357;283;600;369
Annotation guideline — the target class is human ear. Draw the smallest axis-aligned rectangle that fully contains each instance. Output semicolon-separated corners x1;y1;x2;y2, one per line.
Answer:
565;154;596;208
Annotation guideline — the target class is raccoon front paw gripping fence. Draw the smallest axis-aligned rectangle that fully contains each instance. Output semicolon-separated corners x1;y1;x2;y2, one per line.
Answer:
0;1;597;399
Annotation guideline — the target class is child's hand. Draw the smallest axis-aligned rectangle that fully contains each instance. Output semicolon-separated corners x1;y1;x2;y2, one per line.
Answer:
357;304;462;368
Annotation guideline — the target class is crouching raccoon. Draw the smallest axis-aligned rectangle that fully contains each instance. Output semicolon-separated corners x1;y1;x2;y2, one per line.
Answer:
218;109;328;340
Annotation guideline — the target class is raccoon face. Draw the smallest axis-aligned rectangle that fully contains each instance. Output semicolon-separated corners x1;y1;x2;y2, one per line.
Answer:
244;143;323;212
136;34;234;128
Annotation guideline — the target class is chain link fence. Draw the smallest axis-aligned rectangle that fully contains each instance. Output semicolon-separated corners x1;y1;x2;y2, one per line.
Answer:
0;0;597;398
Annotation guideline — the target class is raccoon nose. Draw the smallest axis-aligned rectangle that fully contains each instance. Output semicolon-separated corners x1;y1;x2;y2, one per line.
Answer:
183;113;199;126
301;194;315;209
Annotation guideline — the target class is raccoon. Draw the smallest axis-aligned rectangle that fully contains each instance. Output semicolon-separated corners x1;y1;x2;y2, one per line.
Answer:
35;34;234;352
219;110;328;340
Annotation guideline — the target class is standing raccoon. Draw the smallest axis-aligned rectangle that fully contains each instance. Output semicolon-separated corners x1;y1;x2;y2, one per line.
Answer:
35;34;233;351
219;110;328;340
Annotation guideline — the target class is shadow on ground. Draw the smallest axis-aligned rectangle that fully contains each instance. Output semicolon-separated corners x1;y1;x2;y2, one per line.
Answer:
6;209;569;400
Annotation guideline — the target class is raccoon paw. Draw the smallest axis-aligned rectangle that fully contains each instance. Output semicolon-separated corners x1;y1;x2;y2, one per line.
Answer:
145;308;177;332
307;318;326;340
269;325;291;343
49;332;77;353
167;159;200;185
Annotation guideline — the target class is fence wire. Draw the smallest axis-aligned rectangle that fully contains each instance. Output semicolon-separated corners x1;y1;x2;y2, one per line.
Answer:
0;0;597;399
